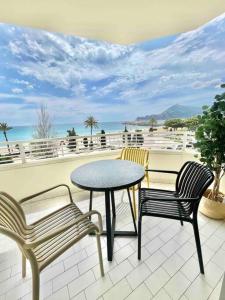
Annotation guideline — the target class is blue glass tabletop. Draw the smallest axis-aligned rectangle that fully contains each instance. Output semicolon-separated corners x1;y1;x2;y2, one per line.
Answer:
71;159;145;191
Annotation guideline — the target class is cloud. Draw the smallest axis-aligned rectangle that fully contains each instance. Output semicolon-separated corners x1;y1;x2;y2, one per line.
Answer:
1;13;225;125
11;88;23;94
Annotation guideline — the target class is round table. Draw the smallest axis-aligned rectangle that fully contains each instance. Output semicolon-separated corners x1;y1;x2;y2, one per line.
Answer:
71;159;145;261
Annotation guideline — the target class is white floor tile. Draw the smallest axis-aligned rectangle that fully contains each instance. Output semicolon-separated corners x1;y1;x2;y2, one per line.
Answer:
145;267;170;296
145;237;164;255
108;260;133;285
114;244;134;264
52;265;79;292
162;253;185;276
184;275;212;300
180;257;200;282
211;249;225;271
128;246;150;268
85;274;112;300
68;270;95;298
153;288;171;300
160;239;180;258
145;250;167;272
164;271;190;300
103;278;132;300
46;287;70;300
126;263;151;290
126;283;152;300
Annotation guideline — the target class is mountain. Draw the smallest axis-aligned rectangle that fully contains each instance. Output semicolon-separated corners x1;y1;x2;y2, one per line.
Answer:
135;104;202;121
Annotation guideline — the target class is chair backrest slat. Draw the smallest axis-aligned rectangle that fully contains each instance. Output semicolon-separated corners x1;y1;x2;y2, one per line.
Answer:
0;192;27;239
176;161;214;200
121;148;149;167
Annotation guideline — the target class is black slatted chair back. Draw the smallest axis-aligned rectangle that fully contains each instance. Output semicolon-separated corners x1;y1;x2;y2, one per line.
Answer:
175;161;214;202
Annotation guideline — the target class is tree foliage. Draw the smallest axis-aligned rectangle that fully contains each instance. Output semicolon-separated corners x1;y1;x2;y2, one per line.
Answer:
195;84;225;201
149;117;157;132
184;117;199;131
84;116;98;144
164;118;184;130
0;122;12;154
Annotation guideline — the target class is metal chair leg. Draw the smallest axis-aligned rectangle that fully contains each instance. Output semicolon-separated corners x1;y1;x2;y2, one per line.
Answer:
127;188;137;234
31;265;40;300
132;187;137;220
89;191;93;220
96;232;104;277
22;254;26;278
138;215;142;260
146;171;150;188
193;219;204;274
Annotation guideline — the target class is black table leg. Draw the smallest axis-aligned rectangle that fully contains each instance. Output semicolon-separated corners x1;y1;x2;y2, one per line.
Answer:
111;190;116;218
90;189;137;261
105;190;113;261
127;188;137;234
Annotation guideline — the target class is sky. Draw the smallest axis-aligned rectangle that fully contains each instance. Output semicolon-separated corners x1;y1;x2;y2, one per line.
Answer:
0;13;225;125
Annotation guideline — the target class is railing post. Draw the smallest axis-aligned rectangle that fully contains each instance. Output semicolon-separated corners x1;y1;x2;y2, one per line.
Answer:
182;132;188;151
18;142;26;164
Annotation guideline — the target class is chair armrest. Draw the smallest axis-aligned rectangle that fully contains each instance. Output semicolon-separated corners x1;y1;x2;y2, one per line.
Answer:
24;210;103;249
146;169;179;175
19;184;73;204
0;226;25;246
141;196;199;205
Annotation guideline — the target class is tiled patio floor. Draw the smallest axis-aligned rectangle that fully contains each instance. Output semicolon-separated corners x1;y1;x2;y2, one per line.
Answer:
0;184;225;300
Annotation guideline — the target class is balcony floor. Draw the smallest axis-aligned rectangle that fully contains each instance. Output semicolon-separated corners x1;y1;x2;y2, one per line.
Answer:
0;183;225;300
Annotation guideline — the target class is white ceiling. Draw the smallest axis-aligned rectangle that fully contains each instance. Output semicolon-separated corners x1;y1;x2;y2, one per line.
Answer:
0;0;225;44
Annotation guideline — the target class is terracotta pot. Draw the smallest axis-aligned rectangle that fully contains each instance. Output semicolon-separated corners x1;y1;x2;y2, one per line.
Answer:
199;191;225;220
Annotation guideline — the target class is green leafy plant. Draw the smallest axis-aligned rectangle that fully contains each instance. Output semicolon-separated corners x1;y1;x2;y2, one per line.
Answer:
195;84;225;202
67;128;77;151
164;118;184;131
149;117;157;132
184;117;199;131
100;129;106;148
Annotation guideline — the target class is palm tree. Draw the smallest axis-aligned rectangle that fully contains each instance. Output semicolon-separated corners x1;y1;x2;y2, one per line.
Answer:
0;122;12;154
149;117;157;132
84;116;98;142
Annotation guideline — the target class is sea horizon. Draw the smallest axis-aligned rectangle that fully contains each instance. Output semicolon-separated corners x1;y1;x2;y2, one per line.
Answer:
0;121;148;142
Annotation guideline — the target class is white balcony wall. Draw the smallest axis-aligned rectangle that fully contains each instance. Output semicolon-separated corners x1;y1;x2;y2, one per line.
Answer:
0;150;224;200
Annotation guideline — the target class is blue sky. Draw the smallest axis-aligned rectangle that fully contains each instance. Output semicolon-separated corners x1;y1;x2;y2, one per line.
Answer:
0;13;225;125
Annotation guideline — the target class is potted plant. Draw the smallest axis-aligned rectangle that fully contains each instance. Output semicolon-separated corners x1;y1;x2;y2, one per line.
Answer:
67;128;77;151
100;129;106;148
195;84;225;219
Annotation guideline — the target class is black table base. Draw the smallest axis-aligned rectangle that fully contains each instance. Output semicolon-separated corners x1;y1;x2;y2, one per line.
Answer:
90;188;137;261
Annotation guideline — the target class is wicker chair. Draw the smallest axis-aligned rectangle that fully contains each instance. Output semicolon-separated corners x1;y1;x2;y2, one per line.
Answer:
117;147;150;219
138;161;214;274
0;184;104;300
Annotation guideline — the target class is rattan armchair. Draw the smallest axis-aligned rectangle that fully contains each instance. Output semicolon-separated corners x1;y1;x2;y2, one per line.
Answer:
0;184;104;300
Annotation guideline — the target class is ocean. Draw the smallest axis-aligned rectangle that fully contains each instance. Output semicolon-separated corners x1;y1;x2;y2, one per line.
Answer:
0;122;147;142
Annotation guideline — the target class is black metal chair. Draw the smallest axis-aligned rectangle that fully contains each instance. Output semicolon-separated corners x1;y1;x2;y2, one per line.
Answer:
138;161;214;274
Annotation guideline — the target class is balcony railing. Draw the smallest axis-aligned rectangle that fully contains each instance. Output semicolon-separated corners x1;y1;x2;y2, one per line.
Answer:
0;131;195;165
